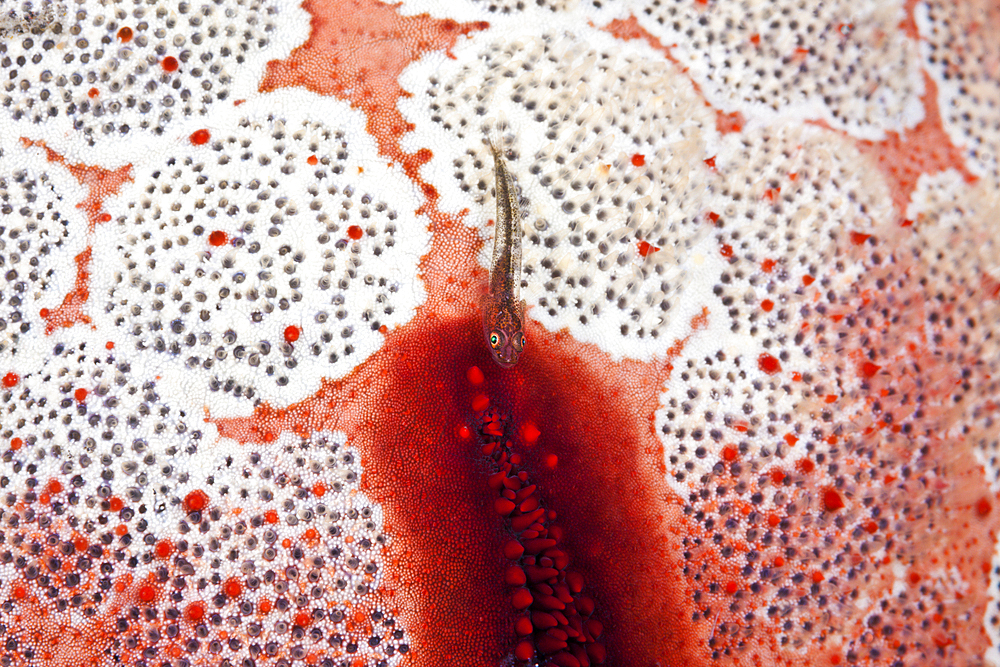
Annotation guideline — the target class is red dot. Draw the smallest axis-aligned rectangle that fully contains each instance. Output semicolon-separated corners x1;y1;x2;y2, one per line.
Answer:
117;27;133;42
802;274;815;286
466;365;484;385
637;240;659;257
155;540;174;558
312;482;326;497
511;588;533;610
294;611;312;627
760;299;774;312
721;446;737;461
720;244;733;257
223;578;243;597
307;155;318;165
505;565;526;586
631;153;645;167
186;602;205;621
850;231;872;245
796;458;815;474
12;585;26;599
724;581;738;594
757;353;781;375
770;469;785;484
108;497;124;512
208;230;228;246
74;387;88;402
190;129;211;146
503;541;524;560
471;393;489;412
520;421;541;444
2;372;19;388
865;521;878;534
105;341;115;350
99;212;112;223
860;361;881;378
811;570;825;583
264;509;279;524
161;56;179;72
823;488;845;511
514;640;534;661
543;453;558;469
704;156;717;168
46;479;62;494
88;88;99;99
183;490;209;513
457;425;471;439
39;308;50;318
495;497;515;516
138;584;156;603
284;325;300;343
976;497;992;517
761;258;775;272
9;438;22;451
347;225;363;240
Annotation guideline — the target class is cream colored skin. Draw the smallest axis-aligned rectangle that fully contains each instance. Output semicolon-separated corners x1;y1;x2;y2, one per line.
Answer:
483;139;526;368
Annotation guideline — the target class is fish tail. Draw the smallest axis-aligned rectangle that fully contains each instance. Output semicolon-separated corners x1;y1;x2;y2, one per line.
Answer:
487;130;504;163
486;113;510;161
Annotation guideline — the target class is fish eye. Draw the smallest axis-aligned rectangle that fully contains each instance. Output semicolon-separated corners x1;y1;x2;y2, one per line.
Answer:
520;335;526;348
490;332;500;347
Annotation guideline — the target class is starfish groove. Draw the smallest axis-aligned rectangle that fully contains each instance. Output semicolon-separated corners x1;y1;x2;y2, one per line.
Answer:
0;0;997;666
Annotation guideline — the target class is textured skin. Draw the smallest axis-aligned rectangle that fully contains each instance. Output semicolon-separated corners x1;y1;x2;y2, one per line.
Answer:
484;139;526;368
0;0;998;666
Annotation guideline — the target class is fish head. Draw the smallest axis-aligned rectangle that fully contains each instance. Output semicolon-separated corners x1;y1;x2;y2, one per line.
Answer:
487;326;525;368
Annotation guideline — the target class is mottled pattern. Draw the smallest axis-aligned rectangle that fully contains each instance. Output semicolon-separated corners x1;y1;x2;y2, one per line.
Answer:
483;138;526;368
0;0;998;666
